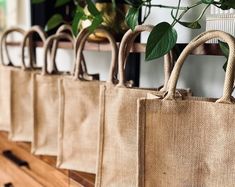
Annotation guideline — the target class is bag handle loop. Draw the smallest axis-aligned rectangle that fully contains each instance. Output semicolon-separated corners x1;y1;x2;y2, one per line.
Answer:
117;25;173;89
21;26;47;70
50;24;90;78
0;27;25;66
164;30;235;104
74;27;118;83
43;33;74;75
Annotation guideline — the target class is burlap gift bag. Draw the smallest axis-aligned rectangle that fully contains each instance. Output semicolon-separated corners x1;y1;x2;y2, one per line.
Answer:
57;27;118;174
9;26;46;142
137;30;235;187
31;32;75;155
0;28;26;131
95;25;182;187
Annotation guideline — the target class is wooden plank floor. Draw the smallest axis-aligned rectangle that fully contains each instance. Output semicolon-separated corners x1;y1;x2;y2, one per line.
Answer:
0;155;43;187
0;132;95;187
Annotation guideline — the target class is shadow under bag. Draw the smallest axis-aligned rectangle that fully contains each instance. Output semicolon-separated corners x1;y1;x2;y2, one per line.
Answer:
137;30;235;187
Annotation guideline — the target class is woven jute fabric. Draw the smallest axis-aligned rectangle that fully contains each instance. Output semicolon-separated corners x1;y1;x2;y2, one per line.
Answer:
31;31;74;155
95;25;179;187
137;30;235;187
0;65;12;131
9;69;35;141
0;28;26;131
9;26;46;142
57;27;118;174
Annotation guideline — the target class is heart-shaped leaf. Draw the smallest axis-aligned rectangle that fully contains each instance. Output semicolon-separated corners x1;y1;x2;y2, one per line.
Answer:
146;22;177;61
72;6;87;36
124;0;143;7
171;10;201;29
32;0;45;4
201;0;214;4
219;0;235;10
88;15;103;33
125;7;140;30
45;14;64;31
86;0;100;16
55;0;71;7
178;21;201;29
219;40;229;57
219;40;229;71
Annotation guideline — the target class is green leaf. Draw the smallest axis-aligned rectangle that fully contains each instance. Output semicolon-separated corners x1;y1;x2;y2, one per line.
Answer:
125;7;140;30
171;10;201;29
219;0;235;10
223;61;228;71
124;0;143;7
178;21;201;29
201;0;214;4
45;14;64;31
146;22;177;61
55;0;71;7
86;0;100;16
32;0;45;4
219;40;229;57
72;6;86;36
219;40;229;72
88;15;103;33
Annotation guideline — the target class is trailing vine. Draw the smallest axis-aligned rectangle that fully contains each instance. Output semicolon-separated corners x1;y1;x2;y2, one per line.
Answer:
32;0;235;62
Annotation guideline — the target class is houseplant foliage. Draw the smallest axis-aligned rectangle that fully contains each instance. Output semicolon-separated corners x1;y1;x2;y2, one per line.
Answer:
33;0;235;62
32;0;129;41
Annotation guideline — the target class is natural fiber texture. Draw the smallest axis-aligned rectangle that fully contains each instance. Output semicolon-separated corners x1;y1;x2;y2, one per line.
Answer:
95;25;175;187
57;27;118;174
32;33;74;155
9;26;46;142
0;27;25;131
137;30;235;187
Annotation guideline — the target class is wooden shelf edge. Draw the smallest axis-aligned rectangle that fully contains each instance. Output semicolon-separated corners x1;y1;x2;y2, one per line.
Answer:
6;42;223;56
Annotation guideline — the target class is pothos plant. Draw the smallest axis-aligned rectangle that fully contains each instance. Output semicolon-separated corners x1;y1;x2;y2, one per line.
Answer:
32;0;234;66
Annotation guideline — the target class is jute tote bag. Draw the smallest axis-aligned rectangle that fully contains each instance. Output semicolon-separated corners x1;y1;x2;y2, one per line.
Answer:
57;27;118;174
9;26;46;142
0;28;26;131
95;25;179;187
32;33;75;155
137;30;235;187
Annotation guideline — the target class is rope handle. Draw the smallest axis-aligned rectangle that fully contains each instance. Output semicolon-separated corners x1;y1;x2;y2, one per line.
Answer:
51;24;90;78
117;25;173;89
43;33;74;75
164;30;235;104
0;27;25;66
21;26;47;70
74;27;118;82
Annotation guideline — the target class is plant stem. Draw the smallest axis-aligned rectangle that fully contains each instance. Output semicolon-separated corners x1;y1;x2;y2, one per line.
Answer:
171;1;202;27
172;0;182;25
143;3;188;10
196;4;210;21
142;1;151;24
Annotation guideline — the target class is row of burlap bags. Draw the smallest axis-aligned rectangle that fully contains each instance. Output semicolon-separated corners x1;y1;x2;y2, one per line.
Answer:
1;23;234;186
0;24;181;183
